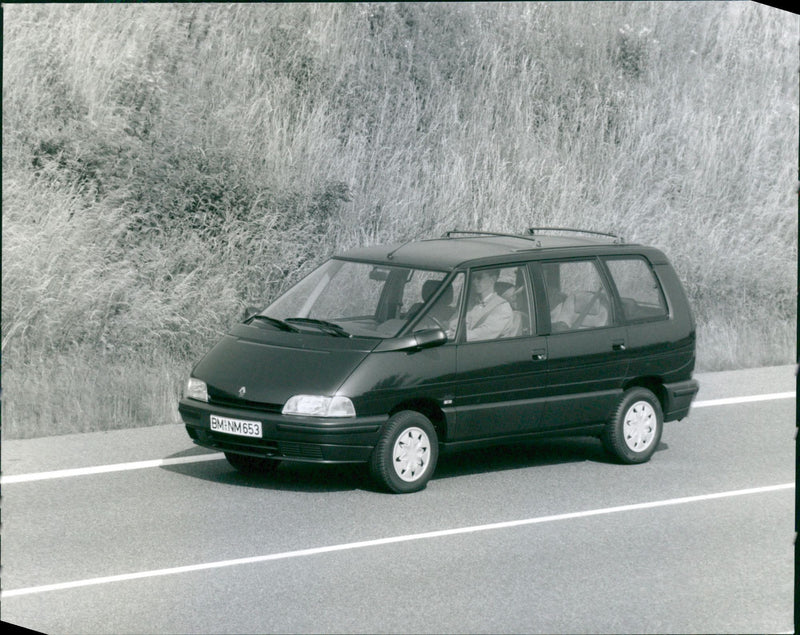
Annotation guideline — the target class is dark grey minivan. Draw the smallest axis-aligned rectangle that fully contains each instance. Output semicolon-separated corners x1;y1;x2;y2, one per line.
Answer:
179;229;699;493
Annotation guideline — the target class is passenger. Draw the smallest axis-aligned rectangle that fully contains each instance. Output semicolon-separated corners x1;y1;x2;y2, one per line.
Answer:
550;290;609;331
408;279;448;321
424;282;456;326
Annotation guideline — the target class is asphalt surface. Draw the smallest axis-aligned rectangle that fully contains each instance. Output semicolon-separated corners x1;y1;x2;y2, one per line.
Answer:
1;364;795;634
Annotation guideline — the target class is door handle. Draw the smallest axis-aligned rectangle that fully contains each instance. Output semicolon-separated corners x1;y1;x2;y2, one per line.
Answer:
532;349;547;361
612;341;626;351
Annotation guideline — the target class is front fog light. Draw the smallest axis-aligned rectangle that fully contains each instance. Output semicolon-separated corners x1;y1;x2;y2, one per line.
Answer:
185;377;208;402
282;395;356;417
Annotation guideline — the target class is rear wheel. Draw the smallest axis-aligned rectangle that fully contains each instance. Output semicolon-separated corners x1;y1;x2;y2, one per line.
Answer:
602;387;663;464
370;411;438;493
224;452;280;475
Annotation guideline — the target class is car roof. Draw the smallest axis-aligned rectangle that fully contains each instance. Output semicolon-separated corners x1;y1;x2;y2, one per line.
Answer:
337;232;637;271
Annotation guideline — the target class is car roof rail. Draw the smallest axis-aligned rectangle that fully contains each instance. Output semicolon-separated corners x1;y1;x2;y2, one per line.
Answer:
443;230;540;243
526;227;625;244
443;228;625;245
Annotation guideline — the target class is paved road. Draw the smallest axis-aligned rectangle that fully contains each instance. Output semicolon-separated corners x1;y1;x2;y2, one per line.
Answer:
1;365;795;634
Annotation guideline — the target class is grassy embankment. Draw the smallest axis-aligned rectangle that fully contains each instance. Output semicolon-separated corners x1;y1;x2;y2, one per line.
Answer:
2;3;797;439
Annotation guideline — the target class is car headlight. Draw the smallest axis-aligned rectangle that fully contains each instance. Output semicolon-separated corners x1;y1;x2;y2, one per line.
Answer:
282;395;356;417
185;377;208;402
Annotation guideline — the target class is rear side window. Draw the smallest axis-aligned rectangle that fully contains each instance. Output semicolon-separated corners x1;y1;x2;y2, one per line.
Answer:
543;260;612;332
605;257;668;322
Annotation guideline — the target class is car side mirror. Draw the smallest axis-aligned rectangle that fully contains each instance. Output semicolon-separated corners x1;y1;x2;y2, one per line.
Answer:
412;328;447;349
374;328;447;352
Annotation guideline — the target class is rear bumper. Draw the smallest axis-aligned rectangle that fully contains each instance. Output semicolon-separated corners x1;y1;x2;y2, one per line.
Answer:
178;398;387;463
662;379;700;421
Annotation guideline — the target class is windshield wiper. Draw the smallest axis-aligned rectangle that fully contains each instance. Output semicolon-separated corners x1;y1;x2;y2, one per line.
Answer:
246;315;300;332
285;318;350;337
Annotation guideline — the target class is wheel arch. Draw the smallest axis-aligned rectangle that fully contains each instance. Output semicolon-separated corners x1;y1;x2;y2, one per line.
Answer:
388;398;448;442
622;376;667;412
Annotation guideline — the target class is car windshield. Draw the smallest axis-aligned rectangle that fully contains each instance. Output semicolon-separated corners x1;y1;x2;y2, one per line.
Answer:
260;259;451;338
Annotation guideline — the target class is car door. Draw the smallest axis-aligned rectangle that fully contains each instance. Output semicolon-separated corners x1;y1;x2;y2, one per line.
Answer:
451;264;549;441
603;255;697;380
536;258;629;430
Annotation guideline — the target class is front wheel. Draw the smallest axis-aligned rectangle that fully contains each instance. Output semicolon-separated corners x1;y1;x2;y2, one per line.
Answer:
224;452;280;475
370;411;439;493
602;387;663;464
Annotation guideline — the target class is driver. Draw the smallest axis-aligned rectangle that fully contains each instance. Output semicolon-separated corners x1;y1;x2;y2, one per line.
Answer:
460;269;513;341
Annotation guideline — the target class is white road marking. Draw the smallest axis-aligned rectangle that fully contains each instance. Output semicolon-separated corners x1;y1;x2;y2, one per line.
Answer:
0;453;225;484
2;482;793;599
1;391;795;485
692;391;795;408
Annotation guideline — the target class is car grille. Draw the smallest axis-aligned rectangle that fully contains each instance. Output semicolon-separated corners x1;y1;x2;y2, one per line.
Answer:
278;442;324;460
207;387;283;413
193;428;324;461
207;432;280;455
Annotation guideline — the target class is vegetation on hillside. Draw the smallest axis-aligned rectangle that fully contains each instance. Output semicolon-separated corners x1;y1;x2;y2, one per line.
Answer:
3;2;797;438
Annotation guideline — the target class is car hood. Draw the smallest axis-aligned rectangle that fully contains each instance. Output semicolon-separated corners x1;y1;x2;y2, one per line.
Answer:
191;323;378;408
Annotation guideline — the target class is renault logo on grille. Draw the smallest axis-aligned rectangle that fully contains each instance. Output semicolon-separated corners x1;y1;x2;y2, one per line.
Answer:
238;386;246;398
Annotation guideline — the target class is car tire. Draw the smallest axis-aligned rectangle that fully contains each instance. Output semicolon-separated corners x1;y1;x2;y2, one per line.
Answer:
602;387;663;464
370;411;438;493
224;452;280;475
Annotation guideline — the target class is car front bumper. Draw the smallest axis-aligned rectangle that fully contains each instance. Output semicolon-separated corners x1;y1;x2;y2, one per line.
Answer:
178;398;387;463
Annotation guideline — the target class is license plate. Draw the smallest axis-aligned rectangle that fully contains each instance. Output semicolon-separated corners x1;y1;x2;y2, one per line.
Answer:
210;415;262;438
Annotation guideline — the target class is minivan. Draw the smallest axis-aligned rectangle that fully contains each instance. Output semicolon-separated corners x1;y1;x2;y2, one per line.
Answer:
179;229;699;493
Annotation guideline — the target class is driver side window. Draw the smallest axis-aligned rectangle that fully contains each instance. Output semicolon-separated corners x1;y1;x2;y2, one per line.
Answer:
463;265;533;342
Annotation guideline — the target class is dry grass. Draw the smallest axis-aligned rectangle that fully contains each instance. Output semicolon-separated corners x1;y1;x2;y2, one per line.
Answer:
2;2;797;438
2;351;186;440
